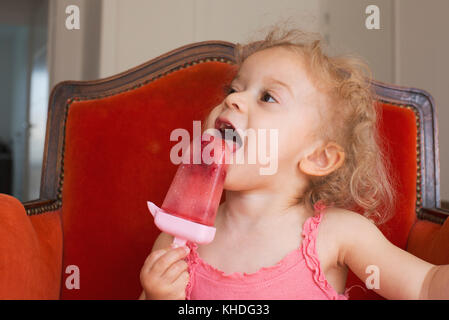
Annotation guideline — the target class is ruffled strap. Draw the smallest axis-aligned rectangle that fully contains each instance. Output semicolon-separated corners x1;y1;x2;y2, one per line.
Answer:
302;201;349;300
184;241;198;300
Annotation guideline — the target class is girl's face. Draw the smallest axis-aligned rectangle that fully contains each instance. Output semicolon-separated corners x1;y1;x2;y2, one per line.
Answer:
213;46;328;191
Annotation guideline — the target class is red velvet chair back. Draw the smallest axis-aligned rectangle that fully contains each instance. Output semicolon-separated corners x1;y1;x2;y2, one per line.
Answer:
25;41;443;299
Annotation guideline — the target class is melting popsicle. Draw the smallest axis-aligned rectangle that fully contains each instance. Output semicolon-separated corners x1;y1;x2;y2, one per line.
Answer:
147;132;232;247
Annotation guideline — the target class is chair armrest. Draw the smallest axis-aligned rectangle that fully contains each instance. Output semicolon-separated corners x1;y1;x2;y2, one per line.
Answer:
421;207;449;225
0;193;62;299
407;207;449;265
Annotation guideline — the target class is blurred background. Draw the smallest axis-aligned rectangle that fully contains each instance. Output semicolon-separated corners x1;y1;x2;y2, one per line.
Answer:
0;0;448;208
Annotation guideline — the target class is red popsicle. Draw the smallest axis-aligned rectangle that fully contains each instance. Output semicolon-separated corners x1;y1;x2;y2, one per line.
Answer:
161;134;228;226
147;132;232;246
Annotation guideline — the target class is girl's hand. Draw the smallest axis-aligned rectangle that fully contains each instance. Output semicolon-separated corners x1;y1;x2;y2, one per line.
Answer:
140;246;190;300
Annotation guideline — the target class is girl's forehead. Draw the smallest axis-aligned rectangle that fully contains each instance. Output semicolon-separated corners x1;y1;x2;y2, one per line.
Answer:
237;47;308;83
237;47;316;96
246;46;304;66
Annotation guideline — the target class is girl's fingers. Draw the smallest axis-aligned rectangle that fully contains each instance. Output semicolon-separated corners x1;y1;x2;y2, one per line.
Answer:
162;259;189;282
151;246;190;276
171;271;190;299
142;249;168;274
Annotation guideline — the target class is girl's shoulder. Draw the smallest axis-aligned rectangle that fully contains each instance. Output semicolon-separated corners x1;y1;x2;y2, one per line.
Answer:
320;205;375;231
318;206;377;266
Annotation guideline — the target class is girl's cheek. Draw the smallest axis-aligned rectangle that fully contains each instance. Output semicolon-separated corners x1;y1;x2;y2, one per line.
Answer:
224;165;257;190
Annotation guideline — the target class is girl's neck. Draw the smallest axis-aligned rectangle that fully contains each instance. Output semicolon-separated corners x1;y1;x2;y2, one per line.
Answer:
217;189;313;234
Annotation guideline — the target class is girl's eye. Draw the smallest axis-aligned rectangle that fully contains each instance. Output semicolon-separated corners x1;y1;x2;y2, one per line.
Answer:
224;85;236;95
261;92;277;103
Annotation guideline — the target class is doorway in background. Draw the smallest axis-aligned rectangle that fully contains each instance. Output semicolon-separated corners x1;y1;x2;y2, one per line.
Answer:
0;0;48;202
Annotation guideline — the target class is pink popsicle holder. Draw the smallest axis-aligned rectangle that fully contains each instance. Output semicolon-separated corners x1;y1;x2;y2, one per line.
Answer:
147;201;217;247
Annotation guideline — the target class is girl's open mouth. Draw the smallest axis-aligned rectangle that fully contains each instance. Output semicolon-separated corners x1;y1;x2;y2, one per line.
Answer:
214;117;243;152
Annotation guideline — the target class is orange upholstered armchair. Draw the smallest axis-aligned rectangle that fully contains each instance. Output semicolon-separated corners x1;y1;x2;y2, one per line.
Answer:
0;41;448;299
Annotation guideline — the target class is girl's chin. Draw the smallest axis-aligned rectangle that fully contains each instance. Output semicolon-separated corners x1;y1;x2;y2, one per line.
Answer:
223;185;246;192
223;170;259;191
223;176;244;191
223;179;239;191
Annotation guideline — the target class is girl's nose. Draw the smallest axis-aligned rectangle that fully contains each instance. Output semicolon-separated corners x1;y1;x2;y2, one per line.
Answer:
224;92;246;113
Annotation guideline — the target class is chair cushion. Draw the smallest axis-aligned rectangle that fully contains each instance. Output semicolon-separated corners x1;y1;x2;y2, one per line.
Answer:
0;193;62;299
408;218;449;265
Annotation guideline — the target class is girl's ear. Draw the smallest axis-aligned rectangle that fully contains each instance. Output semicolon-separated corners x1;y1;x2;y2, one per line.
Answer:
298;142;345;176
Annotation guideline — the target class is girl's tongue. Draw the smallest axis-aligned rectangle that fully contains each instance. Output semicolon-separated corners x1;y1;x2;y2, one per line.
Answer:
217;127;242;153
214;118;243;152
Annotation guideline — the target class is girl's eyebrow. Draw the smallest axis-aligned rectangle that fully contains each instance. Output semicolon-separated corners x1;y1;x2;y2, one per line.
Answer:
265;77;293;97
231;75;294;98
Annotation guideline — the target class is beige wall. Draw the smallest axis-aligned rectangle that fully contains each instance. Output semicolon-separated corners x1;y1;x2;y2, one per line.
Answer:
321;0;395;83
99;0;322;78
394;0;449;203
47;0;101;88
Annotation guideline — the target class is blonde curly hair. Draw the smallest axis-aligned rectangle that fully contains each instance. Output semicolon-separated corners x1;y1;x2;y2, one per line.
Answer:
209;26;396;225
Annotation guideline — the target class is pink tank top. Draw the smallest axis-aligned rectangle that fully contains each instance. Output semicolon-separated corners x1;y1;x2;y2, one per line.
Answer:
185;201;350;300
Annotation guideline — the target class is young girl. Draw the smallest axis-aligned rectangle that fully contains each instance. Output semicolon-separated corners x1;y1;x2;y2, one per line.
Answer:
139;27;449;300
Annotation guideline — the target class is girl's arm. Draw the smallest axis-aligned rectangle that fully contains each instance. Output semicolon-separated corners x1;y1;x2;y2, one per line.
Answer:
337;210;448;299
420;264;449;299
